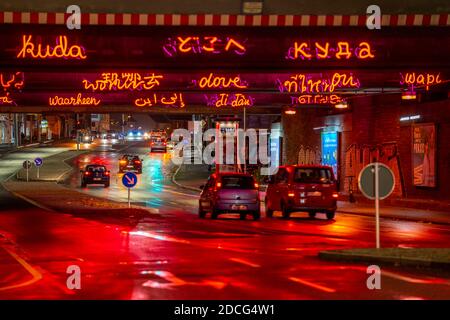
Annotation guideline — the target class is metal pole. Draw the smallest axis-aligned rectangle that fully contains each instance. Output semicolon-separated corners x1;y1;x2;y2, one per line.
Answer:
37;167;40;180
243;107;247;173
374;163;380;249
128;188;131;208
26;167;29;182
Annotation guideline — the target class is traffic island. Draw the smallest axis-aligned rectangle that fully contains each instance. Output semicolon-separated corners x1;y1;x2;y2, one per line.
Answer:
318;248;450;269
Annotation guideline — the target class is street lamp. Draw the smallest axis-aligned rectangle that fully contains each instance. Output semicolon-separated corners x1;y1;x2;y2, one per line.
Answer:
334;101;349;109
402;90;417;100
284;108;296;115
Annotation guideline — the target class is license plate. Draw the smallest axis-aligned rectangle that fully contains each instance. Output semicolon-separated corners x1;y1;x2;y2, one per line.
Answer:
307;191;322;196
94;178;102;181
231;204;247;210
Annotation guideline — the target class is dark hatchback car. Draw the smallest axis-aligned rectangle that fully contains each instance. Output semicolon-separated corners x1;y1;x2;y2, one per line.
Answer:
199;172;260;220
119;154;142;174
265;165;338;220
80;165;110;188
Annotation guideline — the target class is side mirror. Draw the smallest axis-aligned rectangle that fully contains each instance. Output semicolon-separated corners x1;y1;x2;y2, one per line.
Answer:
199;185;205;190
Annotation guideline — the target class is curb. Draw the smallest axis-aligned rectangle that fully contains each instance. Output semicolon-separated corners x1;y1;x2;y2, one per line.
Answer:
336;208;450;226
318;249;450;269
171;165;202;193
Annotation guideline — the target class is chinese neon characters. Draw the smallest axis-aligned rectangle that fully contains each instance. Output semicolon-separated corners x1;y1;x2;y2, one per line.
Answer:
400;72;442;91
286;41;374;60
83;73;163;91
135;93;185;108
17;35;87;60
163;36;246;57
49;93;101;106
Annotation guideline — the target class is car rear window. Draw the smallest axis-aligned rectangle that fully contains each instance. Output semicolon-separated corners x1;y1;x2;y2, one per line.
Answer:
294;168;334;184
87;166;106;172
220;176;255;189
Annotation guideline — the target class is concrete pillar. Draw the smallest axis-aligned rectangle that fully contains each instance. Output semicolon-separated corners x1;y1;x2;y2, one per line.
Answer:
281;108;322;165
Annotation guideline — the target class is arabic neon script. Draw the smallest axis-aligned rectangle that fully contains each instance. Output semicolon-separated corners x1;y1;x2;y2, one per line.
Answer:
278;73;360;94
83;73;163;92
400;72;442;91
1;72;25;91
134;93;185;108
0;93;15;105
17;35;87;60
49;93;101;106
286;41;374;60
163;36;246;57
291;94;344;105
195;73;248;89
205;93;254;108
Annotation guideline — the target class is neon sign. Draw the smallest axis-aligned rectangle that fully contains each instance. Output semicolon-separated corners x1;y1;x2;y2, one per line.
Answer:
0;93;15;105
163;36;246;57
83;73;163;92
400;72;442;91
286;41;374;60
134;93;185;108
278;73;360;94
291;94;344;105
205;93;254;107
17;35;87;60
49;93;101;106
193;73;248;89
1;72;25;91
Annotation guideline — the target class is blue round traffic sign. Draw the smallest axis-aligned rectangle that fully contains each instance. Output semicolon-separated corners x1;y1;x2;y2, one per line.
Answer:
34;157;43;167
122;172;138;188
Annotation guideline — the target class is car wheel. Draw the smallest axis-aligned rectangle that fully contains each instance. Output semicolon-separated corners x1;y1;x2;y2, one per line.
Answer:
281;201;290;219
253;211;261;221
309;211;316;219
211;208;218;219
81;182;86;188
265;199;274;218
104;182;110;188
198;207;206;219
240;213;246;220
326;211;335;220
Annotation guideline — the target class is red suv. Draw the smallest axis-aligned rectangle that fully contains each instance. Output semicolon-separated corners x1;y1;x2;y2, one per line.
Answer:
265;165;338;220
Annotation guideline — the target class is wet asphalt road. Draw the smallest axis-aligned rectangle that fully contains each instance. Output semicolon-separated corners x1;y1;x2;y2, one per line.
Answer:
0;140;449;299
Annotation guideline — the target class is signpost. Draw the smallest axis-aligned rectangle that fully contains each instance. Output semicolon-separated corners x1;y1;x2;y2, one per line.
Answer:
358;162;395;249
122;172;138;208
34;157;43;179
22;160;32;182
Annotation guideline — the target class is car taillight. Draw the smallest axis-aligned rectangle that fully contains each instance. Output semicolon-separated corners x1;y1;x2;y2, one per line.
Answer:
216;182;222;188
84;171;91;176
105;171;110;176
288;192;295;197
332;192;339;198
163;142;166;146
254;183;259;189
119;160;127;165
134;160;141;164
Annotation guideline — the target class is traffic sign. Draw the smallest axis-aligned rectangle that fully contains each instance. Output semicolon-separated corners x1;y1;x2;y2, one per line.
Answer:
358;163;395;200
358;162;395;249
23;160;32;169
122;172;138;188
34;157;43;167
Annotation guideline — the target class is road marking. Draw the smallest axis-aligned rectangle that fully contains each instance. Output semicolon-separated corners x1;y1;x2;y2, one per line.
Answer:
5;189;55;212
289;277;336;293
0;247;43;291
129;230;191;244
229;258;261;268
381;270;450;285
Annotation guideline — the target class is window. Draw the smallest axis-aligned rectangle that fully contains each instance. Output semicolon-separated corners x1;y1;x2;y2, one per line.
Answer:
220;176;255;189
294;168;334;184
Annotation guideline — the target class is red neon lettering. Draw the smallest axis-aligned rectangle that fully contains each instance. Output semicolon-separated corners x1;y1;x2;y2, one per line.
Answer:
49;93;100;106
281;73;360;94
357;42;375;59
294;42;312;60
198;73;247;89
400;72;442;91
17;35;87;60
315;42;329;59
224;38;246;54
335;42;352;59
177;37;193;53
202;36;218;52
134;93;185;108
83;73;163;92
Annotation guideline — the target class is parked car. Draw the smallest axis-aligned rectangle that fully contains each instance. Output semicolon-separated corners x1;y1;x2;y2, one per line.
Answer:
80;164;110;188
265;165;338;220
119;154;142;174
199;172;260;220
149;137;167;153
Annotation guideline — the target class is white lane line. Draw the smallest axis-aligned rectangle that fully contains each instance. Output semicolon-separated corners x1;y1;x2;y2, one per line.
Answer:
229;257;261;268
382;270;450;285
289;277;336;293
